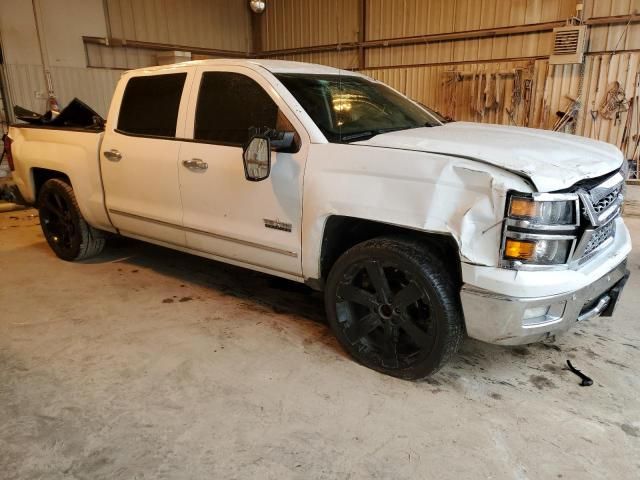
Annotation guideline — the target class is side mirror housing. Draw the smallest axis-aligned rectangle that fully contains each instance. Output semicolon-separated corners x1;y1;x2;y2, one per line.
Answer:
243;135;271;182
248;126;298;153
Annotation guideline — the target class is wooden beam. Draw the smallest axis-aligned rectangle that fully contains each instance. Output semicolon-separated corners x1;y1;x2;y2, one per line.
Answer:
355;56;545;72
585;14;640;26
258;21;565;58
250;12;263;55
82;36;250;59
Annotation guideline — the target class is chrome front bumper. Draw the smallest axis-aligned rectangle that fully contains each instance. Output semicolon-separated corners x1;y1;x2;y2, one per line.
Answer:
460;260;629;345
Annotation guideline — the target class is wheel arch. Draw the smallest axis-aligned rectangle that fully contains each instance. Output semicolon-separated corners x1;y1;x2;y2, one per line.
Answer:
310;215;462;291
32;168;72;203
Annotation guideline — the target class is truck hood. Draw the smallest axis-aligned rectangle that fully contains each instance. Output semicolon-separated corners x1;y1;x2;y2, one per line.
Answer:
356;122;623;192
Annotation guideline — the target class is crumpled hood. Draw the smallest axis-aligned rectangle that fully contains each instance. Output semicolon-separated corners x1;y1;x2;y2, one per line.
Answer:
357;122;623;192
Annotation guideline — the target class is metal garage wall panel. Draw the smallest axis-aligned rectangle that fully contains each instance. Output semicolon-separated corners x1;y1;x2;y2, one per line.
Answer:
259;0;359;51
271;50;360;69
584;0;640;52
528;50;639;154
86;43;159;70
364;60;536;125
2;64;121;119
106;0;251;52
574;52;640;154
1;64;48;115
365;0;576;40
362;50;639;153
49;67;122;118
365;31;553;68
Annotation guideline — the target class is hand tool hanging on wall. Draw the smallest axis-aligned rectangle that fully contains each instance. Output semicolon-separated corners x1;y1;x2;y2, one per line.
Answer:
630;72;640;177
505;68;524;127
522;79;533;127
620;97;634;153
443;69;521;121
442;71;460;120
476;72;486;118
484;72;496;110
470;72;477;115
553;95;581;132
590;55;603;138
512;69;523;108
600;81;629;125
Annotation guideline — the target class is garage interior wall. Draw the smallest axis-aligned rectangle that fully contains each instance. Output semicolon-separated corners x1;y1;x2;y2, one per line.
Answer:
258;0;640;161
0;0;251;119
0;0;639;163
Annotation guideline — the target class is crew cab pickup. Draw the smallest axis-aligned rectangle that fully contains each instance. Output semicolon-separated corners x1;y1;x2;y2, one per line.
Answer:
6;59;631;380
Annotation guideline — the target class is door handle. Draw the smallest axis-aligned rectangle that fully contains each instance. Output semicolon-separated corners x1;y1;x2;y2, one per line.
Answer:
182;158;208;171
103;149;122;162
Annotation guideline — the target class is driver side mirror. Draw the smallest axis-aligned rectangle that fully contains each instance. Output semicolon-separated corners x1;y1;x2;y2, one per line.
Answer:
242;135;271;182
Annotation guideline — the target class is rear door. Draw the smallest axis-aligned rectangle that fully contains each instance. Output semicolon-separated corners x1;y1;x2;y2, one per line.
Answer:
177;66;308;278
101;68;193;245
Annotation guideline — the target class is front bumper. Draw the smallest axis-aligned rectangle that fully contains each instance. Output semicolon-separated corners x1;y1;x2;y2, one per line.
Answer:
461;259;629;345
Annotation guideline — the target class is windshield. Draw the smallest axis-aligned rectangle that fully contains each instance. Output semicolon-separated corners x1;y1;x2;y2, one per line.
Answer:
275;73;442;143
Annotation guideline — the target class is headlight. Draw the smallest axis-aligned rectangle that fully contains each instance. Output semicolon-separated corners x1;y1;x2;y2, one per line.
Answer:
508;195;577;226
501;192;579;269
504;237;573;265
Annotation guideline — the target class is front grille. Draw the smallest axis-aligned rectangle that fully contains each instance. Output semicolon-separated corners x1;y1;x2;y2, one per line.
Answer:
578;171;623;227
572;170;623;264
583;220;616;257
591;187;622;214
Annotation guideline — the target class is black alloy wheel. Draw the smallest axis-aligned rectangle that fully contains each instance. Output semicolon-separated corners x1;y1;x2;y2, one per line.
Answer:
38;179;105;261
325;237;463;380
40;187;77;255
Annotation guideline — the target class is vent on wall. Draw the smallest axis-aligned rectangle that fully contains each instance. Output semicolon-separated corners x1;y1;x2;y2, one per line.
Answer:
549;25;587;65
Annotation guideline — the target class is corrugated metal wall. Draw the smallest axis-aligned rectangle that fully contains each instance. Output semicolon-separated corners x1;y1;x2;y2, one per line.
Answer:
366;59;540;126
105;0;251;51
364;0;574;67
3;0;639;158
1;65;122;118
1;0;252;121
258;0;360;50
260;0;640;164
368;0;575;37
586;0;640;52
86;43;160;70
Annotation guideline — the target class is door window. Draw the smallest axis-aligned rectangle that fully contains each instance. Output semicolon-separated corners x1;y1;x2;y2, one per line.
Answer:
194;72;278;146
117;73;187;138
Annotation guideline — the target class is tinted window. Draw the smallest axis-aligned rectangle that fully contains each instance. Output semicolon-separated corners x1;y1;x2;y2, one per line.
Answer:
195;72;278;145
117;73;186;137
275;73;441;143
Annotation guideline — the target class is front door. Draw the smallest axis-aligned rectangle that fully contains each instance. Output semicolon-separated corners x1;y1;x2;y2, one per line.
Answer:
178;66;307;278
101;68;193;246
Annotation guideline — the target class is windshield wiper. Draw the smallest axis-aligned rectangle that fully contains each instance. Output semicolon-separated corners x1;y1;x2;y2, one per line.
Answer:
340;131;378;142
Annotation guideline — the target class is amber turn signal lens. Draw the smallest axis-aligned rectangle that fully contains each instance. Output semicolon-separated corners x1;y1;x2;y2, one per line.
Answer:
504;239;536;260
509;197;537;218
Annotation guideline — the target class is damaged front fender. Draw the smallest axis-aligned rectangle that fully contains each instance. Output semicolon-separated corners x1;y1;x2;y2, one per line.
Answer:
301;143;534;280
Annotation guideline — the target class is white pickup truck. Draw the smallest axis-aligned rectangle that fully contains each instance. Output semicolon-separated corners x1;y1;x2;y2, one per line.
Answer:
6;59;631;379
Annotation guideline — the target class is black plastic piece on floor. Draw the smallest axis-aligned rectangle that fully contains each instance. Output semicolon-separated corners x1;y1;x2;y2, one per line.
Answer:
566;360;593;387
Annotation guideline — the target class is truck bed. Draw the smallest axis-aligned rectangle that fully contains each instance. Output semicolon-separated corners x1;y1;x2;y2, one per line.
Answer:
9;124;112;231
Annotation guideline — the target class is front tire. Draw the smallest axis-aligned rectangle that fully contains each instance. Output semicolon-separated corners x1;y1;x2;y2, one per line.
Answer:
38;178;105;261
325;237;464;380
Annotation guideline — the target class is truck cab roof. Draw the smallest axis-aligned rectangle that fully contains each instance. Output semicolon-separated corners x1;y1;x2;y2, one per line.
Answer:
126;58;365;78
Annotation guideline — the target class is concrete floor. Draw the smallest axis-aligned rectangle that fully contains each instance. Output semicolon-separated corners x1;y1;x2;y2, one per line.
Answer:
1;208;639;480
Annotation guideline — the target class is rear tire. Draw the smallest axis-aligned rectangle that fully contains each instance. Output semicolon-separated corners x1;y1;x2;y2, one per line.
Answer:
325;237;464;380
38;178;105;261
